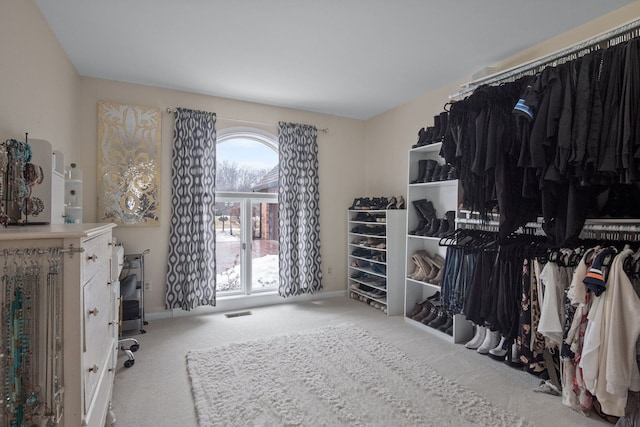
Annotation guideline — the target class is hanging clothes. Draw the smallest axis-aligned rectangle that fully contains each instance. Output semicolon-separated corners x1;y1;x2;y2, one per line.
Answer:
579;248;640;417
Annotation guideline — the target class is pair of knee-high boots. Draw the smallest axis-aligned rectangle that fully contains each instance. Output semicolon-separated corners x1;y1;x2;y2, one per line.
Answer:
410;159;457;184
410;199;455;238
408;249;445;285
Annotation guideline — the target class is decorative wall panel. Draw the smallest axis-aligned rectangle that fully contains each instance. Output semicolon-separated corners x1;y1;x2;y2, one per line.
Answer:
97;101;161;226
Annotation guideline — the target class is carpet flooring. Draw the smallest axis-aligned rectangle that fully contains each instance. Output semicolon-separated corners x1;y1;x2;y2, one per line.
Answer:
112;296;610;426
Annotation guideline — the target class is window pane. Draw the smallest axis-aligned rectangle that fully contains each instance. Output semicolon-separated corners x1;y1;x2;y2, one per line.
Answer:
251;201;279;292
216;138;278;192
215;201;242;293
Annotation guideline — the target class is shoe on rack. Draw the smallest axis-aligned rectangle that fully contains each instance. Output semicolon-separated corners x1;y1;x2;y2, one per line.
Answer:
437;315;454;332
350;198;362;210
396;196;406;209
407;299;427;318
409;219;428;235
412;302;434;322
438;111;449;142
411;160;428;184
386;196;397;209
421;308;440;325
421;159;438;183
431;115;441;144
408;255;429;281
439;164;451;181
427;291;441;301
427;311;449;329
429;164;442;182
465;325;487;349
444;323;453;336
424;218;441;237
413;199;437;221
412;128;426;149
435;217;451;238
413;250;433;276
430;266;444;286
447;167;458;180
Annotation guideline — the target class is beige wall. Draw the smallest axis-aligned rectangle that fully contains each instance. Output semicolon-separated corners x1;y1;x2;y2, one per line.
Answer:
0;0;78;156
78;78;365;313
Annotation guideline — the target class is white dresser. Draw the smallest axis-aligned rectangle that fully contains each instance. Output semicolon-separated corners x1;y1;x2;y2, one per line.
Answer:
0;223;118;427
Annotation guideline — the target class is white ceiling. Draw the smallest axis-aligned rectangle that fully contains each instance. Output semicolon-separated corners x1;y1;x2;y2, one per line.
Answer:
35;0;634;120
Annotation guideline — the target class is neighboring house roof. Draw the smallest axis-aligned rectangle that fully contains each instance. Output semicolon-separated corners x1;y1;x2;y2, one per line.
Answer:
251;165;278;192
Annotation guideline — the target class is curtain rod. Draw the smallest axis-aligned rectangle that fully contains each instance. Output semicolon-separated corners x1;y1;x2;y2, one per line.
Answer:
166;108;329;134
450;17;640;100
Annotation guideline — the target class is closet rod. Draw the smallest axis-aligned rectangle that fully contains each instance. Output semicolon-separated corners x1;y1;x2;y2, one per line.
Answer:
165;108;329;134
456;218;640;234
450;17;640;100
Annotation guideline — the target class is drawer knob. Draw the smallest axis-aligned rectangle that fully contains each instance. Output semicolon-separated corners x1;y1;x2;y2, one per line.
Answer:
87;254;98;262
89;308;99;316
88;364;99;373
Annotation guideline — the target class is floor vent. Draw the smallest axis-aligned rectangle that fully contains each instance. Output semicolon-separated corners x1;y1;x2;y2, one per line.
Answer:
224;310;252;318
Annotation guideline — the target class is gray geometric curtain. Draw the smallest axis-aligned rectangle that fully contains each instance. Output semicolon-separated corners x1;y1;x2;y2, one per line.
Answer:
278;121;323;297
166;108;217;310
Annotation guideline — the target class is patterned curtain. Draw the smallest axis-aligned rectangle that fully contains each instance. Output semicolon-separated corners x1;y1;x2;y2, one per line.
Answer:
166;108;217;310
278;122;323;297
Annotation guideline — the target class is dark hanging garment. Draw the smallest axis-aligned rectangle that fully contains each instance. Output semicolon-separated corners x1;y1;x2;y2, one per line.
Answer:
619;39;640;183
570;52;595;179
597;45;625;178
556;61;577;176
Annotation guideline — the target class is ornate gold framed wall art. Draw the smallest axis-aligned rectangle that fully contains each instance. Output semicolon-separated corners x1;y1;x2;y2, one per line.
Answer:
97;101;161;226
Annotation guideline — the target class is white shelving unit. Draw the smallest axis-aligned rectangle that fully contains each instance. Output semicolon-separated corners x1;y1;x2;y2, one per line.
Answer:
404;142;473;343
64;166;83;224
347;209;406;315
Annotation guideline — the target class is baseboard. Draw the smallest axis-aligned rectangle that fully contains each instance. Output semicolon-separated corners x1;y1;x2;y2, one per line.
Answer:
146;290;347;321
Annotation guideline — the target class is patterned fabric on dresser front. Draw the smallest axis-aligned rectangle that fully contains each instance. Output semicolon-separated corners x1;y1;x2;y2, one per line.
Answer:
277;122;323;297
166;108;217;310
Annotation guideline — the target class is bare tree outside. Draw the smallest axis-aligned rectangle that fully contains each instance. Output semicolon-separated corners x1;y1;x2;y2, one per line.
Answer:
216;160;269;192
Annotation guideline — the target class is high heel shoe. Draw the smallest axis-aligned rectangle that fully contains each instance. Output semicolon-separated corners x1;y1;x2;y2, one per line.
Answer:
385;196;397;209
396;196;405;209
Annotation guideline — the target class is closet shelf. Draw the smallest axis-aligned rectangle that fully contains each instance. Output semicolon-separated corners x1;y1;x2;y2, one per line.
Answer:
350;255;386;266
406;277;441;291
409;179;458;188
407;235;444;242
348;243;387;252
350;266;386;279
410;142;442;153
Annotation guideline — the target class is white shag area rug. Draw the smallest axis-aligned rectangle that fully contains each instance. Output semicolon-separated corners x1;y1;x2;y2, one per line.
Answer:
186;323;533;427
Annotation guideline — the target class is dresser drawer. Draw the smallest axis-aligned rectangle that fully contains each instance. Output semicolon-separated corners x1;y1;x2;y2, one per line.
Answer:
83;265;112;409
82;232;111;284
84;339;116;427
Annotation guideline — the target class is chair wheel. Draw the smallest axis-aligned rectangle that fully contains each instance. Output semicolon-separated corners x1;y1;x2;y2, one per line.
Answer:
130;344;139;352
124;359;135;368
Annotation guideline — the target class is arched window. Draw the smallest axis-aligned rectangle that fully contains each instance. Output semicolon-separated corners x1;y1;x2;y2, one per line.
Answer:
214;127;279;296
216;127;278;193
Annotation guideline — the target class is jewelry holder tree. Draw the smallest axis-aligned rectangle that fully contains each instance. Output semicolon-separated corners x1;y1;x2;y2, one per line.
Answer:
0;135;47;226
